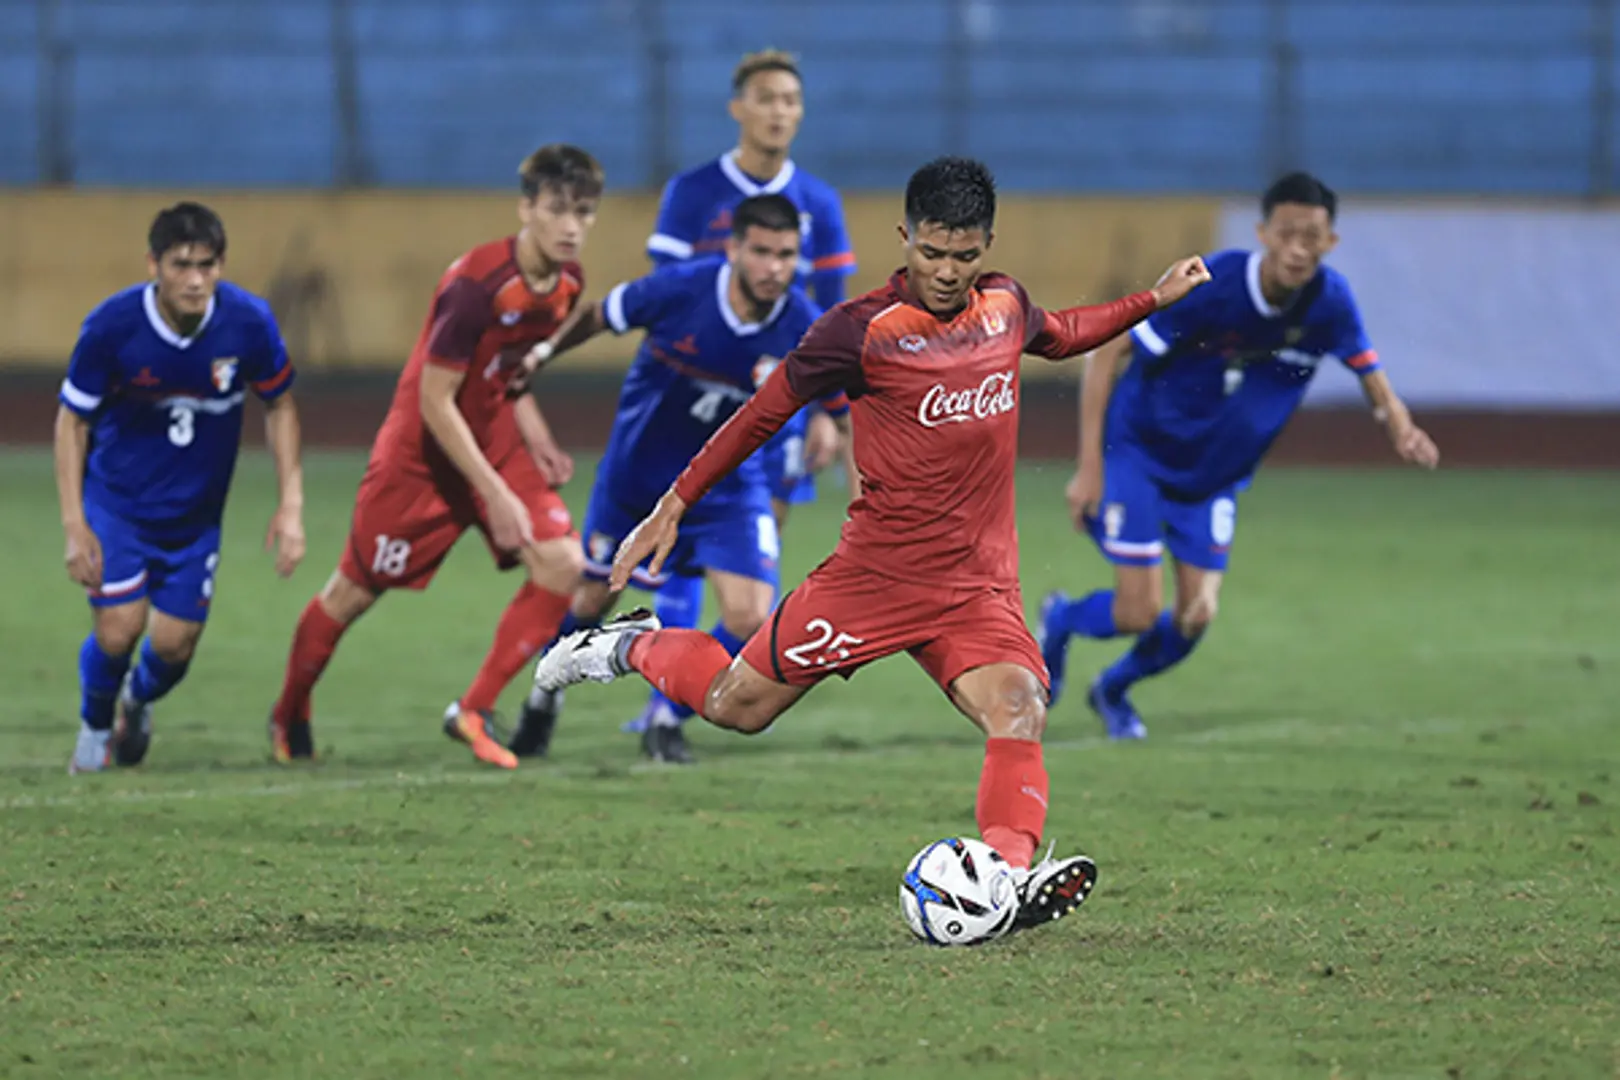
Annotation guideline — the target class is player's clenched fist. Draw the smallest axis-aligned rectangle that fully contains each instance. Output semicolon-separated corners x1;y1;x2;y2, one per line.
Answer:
1150;256;1212;309
610;493;687;593
63;521;103;591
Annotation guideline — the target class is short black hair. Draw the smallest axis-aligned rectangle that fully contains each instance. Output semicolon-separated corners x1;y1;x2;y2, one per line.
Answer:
731;194;801;238
148;202;226;260
519;144;605;201
1262;171;1337;221
732;49;801;96
904;156;997;235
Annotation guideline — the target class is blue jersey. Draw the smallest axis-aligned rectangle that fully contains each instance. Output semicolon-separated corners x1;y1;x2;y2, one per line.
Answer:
60;281;294;532
599;257;837;513
1110;249;1378;498
646;151;856;309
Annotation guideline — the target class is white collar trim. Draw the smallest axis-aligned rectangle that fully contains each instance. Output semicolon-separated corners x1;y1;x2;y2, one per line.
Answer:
143;282;215;348
720;150;796;196
716;263;787;336
1245;251;1284;319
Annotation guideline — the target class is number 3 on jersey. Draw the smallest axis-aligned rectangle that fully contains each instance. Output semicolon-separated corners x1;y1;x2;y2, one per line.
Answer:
168;405;195;447
783;618;866;670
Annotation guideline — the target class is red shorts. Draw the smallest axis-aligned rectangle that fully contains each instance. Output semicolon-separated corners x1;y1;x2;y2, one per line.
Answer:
739;553;1049;694
338;451;573;593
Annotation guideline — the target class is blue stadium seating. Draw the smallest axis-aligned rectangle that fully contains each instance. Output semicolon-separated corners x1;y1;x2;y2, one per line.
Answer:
0;0;1610;193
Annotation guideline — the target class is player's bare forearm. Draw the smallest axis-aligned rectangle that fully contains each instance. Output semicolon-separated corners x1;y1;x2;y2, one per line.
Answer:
53;405;89;528
1359;369;1441;469
1078;334;1130;468
545;301;608;361
264;393;305;513
672;364;808;507
419;363;507;499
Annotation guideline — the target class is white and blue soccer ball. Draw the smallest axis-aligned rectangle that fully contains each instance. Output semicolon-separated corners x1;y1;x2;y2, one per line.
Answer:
899;837;1019;946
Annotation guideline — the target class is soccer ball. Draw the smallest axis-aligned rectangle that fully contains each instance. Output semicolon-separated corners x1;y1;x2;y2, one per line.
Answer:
899;837;1019;946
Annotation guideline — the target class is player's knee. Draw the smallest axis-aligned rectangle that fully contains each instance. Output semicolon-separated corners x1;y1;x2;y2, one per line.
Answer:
93;609;144;657
984;680;1047;742
1176;593;1218;637
319;572;376;625
1113;593;1159;635
523;537;584;593
704;670;778;734
571;580;614;623
717;604;770;643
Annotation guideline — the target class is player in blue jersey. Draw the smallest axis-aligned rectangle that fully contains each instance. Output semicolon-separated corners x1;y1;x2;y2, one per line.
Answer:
506;194;850;764
54;202;305;773
629;49;859;744
1038;173;1440;739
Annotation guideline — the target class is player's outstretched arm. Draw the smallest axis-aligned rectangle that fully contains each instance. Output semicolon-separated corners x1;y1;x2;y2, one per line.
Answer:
1359;370;1440;469
53;405;101;590
263;393;306;577
1027;256;1211;362
419;364;534;551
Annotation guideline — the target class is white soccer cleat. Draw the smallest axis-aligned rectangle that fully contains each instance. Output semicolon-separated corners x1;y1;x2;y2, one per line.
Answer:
68;725;113;775
532;609;661;692
1010;844;1098;933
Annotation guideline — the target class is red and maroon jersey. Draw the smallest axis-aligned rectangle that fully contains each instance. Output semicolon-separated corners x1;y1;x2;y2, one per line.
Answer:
673;269;1157;589
370;237;583;476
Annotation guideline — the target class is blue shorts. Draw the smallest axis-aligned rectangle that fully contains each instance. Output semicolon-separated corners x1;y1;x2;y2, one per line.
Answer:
759;410;816;506
84;501;222;621
1085;445;1238;572
581;480;780;593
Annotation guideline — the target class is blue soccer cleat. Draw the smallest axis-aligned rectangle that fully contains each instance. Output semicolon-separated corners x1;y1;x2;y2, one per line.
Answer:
1037;591;1072;707
1087;676;1148;740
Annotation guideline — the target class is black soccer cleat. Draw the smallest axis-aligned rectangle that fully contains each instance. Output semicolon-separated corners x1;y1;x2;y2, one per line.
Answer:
641;722;696;766
269;708;316;764
112;681;152;767
1011;852;1098;933
509;686;564;758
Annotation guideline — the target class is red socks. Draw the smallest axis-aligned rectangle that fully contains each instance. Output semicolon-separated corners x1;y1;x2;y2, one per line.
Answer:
273;597;349;726
627;629;731;714
976;737;1049;870
461;582;572;713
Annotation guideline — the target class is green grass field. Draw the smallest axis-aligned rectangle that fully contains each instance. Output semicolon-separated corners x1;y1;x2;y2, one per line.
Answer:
1;449;1617;1080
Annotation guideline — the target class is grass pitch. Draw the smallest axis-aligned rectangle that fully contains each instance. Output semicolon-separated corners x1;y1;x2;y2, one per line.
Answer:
1;449;1617;1079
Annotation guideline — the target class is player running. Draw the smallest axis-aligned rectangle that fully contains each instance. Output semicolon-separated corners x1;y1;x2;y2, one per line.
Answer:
56;202;305;773
1038;172;1441;739
267;145;601;769
623;48;859;745
507;194;848;765
533;157;1210;929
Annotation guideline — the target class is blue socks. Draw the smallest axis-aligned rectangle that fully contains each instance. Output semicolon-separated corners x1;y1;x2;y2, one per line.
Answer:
1103;612;1202;691
1052;590;1119;640
128;638;189;706
653;574;703;632
79;634;131;731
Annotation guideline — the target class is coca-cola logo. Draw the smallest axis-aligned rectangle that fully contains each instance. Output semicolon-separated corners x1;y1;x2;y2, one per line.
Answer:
917;371;1017;428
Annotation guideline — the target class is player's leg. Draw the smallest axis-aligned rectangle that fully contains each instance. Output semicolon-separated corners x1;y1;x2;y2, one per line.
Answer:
625;572;705;735
1093;492;1234;726
71;595;149;774
1039;447;1165;706
270;570;377;761
923;592;1098;929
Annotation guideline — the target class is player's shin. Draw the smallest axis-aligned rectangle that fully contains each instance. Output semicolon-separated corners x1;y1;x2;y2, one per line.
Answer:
975;738;1049;871
1103;611;1202;691
461;581;572;713
1053;590;1118;639
626;630;731;716
653;621;748;726
272;596;350;725
127;639;189;706
79;634;131;731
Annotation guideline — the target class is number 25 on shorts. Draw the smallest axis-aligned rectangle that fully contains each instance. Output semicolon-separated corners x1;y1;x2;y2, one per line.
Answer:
783;618;865;670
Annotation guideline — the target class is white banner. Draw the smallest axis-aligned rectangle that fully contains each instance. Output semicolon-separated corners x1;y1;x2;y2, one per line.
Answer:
1217;202;1620;408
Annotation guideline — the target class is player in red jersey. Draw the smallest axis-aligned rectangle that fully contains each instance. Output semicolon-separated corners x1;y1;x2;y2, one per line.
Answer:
534;157;1209;931
268;145;602;769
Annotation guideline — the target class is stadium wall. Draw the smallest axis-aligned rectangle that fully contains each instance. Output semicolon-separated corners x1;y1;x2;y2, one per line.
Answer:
1;192;1615;468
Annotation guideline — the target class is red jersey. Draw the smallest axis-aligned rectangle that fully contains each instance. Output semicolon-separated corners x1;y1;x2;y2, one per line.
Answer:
370;237;583;477
674;270;1157;588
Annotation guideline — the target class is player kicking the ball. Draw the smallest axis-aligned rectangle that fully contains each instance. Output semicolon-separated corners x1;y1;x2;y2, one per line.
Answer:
1038;172;1440;739
533;157;1210;929
268;145;601;768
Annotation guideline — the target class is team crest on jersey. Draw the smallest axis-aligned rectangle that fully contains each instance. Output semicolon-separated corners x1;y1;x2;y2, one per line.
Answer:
211;357;238;393
500;309;524;326
898;334;927;354
981;312;1007;338
753;354;782;388
1285;327;1305;345
1103;503;1125;540
587;532;616;566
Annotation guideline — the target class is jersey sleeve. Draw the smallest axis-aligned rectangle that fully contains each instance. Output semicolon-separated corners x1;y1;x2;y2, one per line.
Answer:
1329;278;1380;376
246;304;296;401
785;306;869;401
807;188;857;308
425;276;493;367
59;312;119;417
646;176;701;265
1126;279;1211;358
603;267;686;335
999;274;1158;360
